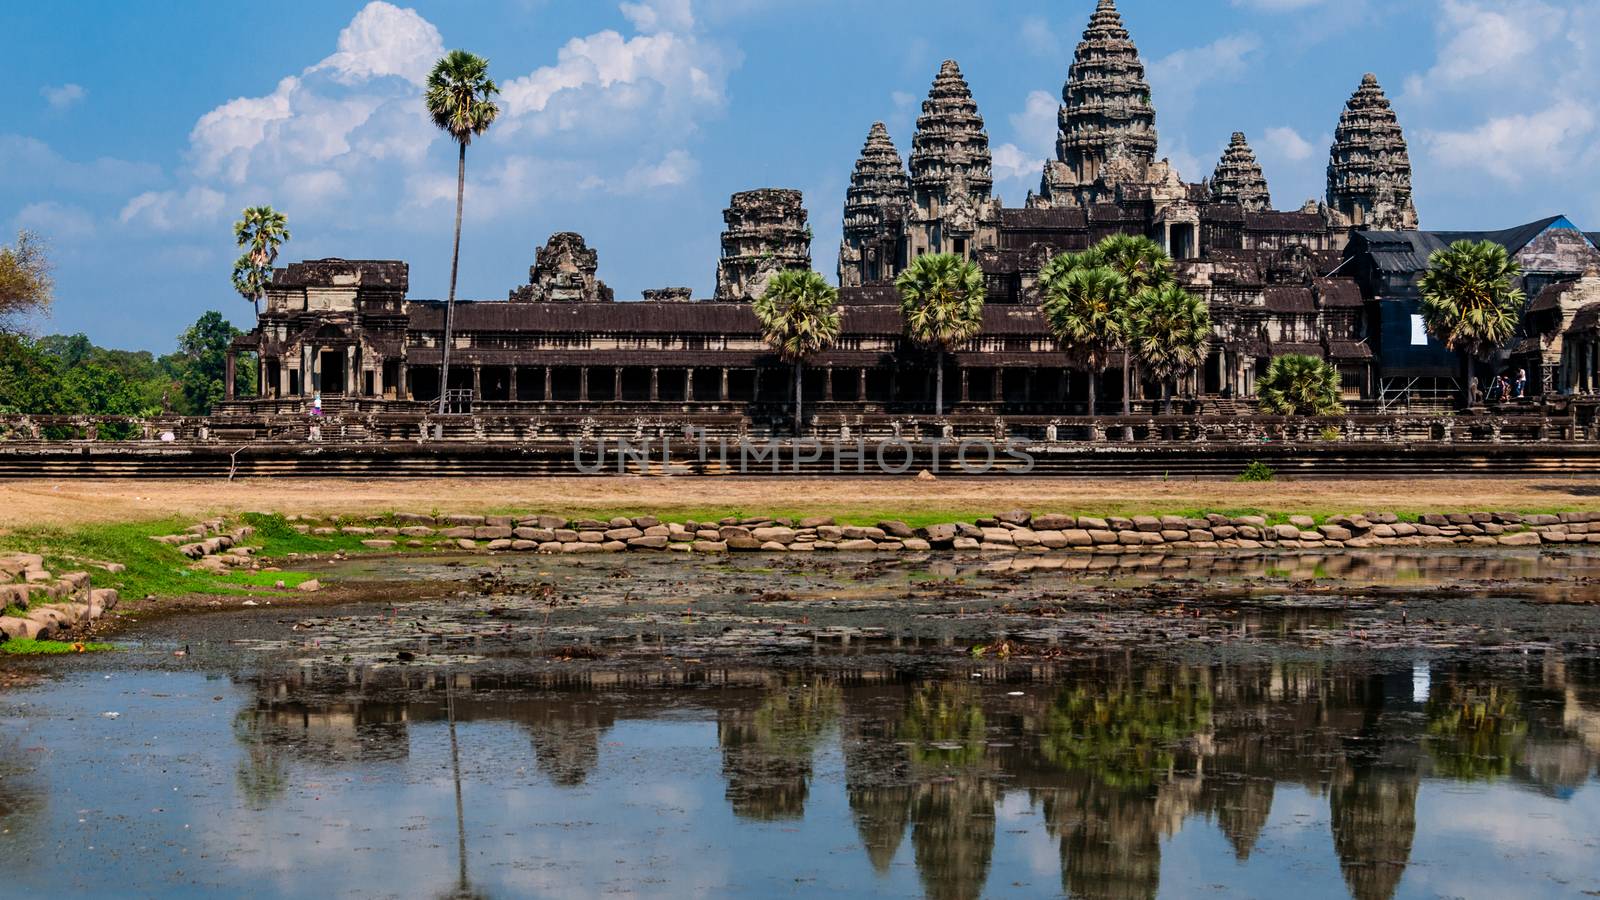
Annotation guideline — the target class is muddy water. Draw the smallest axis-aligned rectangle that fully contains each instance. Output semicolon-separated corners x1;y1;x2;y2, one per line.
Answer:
2;550;1600;899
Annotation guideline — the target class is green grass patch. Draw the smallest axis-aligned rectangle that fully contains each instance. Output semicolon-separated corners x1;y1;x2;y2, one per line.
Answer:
1;638;115;655
2;604;25;619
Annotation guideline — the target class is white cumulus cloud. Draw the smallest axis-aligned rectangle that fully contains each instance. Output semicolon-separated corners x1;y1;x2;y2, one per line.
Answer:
41;83;86;110
119;186;228;231
1262;126;1315;162
309;1;444;85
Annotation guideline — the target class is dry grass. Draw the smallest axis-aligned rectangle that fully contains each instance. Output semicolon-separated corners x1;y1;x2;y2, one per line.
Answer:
2;475;1596;531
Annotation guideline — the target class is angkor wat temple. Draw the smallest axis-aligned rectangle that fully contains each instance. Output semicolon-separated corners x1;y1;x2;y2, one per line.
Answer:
229;0;1600;419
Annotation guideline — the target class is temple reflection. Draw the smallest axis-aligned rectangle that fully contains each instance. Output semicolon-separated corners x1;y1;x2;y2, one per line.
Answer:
229;653;1600;900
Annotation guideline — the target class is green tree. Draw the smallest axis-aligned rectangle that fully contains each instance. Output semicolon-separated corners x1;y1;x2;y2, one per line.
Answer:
0;230;52;332
169;311;248;415
1418;239;1525;408
231;206;290;319
1127;282;1211;412
1041;264;1127;416
753;269;842;433
425;50;501;415
1257;353;1345;416
1094;234;1175;415
895;253;986;415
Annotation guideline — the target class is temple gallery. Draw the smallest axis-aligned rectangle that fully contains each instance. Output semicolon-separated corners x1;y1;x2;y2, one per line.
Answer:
228;0;1600;418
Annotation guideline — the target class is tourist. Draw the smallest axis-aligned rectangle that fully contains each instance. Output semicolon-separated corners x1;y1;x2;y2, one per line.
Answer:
312;391;323;416
1515;369;1527;400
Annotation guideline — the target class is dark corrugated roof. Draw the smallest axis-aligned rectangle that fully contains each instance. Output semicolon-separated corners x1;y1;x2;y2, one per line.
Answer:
998;208;1087;229
1431;215;1567;254
1263;287;1316;313
274;259;409;290
1316;278;1365;307
1327;341;1374;359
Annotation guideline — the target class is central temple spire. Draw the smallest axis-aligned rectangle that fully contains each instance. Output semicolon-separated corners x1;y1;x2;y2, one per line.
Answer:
1036;0;1160;207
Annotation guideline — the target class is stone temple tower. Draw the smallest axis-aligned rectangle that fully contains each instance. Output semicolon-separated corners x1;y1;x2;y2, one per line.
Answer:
714;189;812;301
1327;73;1419;231
1210;133;1271;212
838;122;911;287
1038;0;1159;208
906;60;995;259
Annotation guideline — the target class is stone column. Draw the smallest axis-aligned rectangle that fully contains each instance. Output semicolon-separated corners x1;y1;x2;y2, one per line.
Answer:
307;345;319;394
823;367;833;402
397;362;407;400
471;366;482;400
544;367;553;401
224;350;236;401
720;368;729;401
372;357;384;398
650;367;660;401
753;369;762;403
960;368;970;403
684;368;694;401
508;366;518;402
346;345;357;395
579;367;589;402
857;368;867;402
614;367;623;401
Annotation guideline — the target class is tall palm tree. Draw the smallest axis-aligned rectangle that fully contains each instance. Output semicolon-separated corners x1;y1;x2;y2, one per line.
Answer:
895;253;986;415
231;206;289;319
1041;264;1128;416
425;50;500;415
1418;239;1525;408
1094;234;1174;414
1127;283;1211;412
753;269;842;433
1257;353;1345;416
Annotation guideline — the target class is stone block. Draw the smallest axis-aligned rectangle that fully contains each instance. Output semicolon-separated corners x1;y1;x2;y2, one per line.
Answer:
798;516;834;528
395;513;435;525
693;541;728;553
632;516;661;529
1319;525;1353;542
538;542;563;553
1288;515;1316;529
340;526;375;536
0;616;43;639
1212;525;1238;539
441;526;476;539
1077;517;1110;531
952;537;981;551
1132;516;1162;532
486;539;514;551
1010;529;1041;546
605;527;644;541
628;536;670;550
760;541;789;552
553;529;580;542
837;539;878;552
996;509;1031;525
361;539;397;550
400;526;435;538
1188;530;1214;543
564;542;603;554
1032;514;1075;531
1036;530;1068;549
442;514;485;526
511;540;539;551
842;526;887;541
1272;524;1301;540
923;523;958;545
878;520;916;538
902;538;932;551
455;539;478;551
578;531;606;543
1160;530;1188;542
474;526;514;540
981;528;1015;545
602;541;628;553
752;527;797;544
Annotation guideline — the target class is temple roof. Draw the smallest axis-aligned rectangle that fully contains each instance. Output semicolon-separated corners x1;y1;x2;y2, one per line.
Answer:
1057;0;1158;175
908;60;993;204
1327;73;1418;230
272;259;408;291
1356;216;1586;274
1211;132;1271;212
842;122;910;241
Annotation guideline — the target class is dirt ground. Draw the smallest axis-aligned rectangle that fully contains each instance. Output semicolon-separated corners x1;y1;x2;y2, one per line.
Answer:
3;475;1598;531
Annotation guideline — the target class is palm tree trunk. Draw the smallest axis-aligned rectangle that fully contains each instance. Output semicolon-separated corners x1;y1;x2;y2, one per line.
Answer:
1460;349;1473;410
1087;367;1098;417
936;348;945;416
794;359;803;435
439;141;467;416
1122;349;1133;416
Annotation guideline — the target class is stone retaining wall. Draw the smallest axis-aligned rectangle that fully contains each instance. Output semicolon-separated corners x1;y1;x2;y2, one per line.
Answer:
285;508;1590;556
0;552;118;643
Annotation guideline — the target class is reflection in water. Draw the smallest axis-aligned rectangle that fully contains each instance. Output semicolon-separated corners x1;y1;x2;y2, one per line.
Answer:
718;677;840;820
211;655;1600;900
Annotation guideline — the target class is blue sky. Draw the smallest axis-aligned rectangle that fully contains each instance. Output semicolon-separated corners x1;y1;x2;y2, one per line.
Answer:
4;0;1598;351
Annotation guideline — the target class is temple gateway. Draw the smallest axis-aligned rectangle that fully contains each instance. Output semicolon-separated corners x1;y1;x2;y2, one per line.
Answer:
229;0;1600;419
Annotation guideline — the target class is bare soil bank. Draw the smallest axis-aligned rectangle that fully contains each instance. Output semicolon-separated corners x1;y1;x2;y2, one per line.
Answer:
3;476;1599;532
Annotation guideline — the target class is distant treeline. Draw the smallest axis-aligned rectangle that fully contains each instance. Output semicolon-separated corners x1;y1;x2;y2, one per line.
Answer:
0;311;254;417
